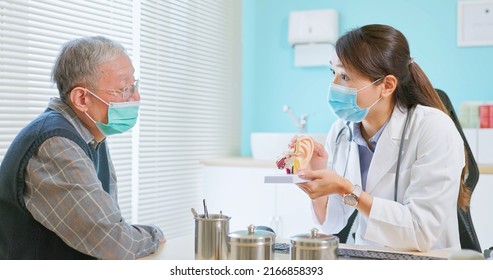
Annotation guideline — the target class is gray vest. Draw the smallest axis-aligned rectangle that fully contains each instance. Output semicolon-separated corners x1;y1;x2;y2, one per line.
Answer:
0;108;110;259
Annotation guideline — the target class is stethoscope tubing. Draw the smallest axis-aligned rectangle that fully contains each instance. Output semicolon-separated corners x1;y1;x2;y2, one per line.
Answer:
332;109;412;202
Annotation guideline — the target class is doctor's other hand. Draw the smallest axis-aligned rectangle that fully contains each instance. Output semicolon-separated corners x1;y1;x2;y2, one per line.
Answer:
288;136;328;171
287;135;298;149
296;169;351;200
307;141;328;171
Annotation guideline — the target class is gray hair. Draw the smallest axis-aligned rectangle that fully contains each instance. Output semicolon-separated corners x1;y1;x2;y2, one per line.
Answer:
51;36;128;102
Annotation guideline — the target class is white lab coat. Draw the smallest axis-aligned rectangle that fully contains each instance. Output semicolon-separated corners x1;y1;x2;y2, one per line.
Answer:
319;105;464;251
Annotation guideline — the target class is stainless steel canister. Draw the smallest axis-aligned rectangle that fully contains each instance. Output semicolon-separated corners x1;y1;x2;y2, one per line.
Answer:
290;228;339;260
194;213;231;260
228;225;275;260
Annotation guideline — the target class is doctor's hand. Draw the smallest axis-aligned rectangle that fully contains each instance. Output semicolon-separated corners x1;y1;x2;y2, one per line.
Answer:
296;169;351;200
297;169;373;218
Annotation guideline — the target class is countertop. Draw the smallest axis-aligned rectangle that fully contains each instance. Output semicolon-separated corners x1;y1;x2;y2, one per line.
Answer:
200;157;275;168
201;157;493;174
479;164;493;174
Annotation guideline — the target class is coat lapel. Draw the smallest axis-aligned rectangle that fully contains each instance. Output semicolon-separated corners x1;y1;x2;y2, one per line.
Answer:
365;107;409;193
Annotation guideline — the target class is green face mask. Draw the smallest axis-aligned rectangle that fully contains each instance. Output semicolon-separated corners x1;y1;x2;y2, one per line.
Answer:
85;89;140;136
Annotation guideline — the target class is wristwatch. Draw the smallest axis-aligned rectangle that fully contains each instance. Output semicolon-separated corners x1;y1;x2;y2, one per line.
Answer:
343;184;363;207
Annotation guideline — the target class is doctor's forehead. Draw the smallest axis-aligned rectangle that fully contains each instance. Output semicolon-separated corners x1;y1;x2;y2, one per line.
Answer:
329;56;345;71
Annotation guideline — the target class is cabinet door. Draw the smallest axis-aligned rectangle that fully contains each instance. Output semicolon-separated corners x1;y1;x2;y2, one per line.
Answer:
202;166;276;233
471;174;493;250
202;165;321;239
274;184;320;238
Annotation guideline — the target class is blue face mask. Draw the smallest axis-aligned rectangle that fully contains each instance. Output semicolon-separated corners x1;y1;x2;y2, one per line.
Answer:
85;89;140;136
327;78;382;123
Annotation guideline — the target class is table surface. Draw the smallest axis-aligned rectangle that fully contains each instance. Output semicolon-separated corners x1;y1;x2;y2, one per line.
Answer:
140;234;450;260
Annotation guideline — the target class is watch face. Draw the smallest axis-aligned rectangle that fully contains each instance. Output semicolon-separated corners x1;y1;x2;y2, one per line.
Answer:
343;194;358;207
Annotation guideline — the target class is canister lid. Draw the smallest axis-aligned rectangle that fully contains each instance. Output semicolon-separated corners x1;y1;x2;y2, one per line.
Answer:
290;228;339;248
228;225;276;244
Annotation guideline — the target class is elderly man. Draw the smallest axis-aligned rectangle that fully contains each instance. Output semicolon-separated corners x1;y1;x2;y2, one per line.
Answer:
0;36;164;259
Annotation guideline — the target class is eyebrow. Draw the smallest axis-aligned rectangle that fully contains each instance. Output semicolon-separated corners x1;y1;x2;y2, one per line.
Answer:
330;61;345;71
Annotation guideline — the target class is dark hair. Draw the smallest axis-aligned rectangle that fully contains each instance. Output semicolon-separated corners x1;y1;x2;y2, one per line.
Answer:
335;24;446;112
336;24;470;210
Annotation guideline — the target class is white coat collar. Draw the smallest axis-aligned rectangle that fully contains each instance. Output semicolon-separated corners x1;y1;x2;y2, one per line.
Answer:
365;105;410;193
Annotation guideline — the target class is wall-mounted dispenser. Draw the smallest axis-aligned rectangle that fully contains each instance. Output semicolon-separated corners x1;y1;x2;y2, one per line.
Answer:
288;9;338;67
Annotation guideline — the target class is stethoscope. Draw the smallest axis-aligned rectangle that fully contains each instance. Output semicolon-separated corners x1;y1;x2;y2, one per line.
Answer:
333;121;353;177
332;109;413;202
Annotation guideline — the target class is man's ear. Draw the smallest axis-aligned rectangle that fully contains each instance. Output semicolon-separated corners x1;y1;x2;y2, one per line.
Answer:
381;75;397;97
69;87;89;113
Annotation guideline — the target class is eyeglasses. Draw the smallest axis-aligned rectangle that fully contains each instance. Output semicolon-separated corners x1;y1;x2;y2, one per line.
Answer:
92;79;140;101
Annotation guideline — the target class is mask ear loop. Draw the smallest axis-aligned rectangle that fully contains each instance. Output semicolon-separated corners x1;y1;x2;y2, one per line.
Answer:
356;77;384;110
357;77;383;92
85;88;110;106
84;89;109;124
366;96;382;110
84;111;98;124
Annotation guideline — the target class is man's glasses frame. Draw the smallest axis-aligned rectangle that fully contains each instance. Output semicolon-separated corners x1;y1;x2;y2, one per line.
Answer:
92;79;140;101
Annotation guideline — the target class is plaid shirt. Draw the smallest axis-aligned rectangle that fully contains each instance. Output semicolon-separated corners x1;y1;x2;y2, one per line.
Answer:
23;98;164;259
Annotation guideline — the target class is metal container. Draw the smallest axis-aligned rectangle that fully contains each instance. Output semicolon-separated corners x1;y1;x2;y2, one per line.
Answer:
228;225;275;260
290;228;339;260
194;213;231;260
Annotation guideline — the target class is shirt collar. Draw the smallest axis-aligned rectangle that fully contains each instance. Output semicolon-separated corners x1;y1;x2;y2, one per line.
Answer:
47;97;102;148
352;118;390;150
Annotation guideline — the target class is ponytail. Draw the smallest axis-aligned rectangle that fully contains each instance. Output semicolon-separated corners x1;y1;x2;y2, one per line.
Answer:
408;61;471;211
408;61;447;113
459;153;472;211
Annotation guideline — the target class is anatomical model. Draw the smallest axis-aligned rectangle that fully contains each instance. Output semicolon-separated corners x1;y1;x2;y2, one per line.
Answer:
275;136;314;174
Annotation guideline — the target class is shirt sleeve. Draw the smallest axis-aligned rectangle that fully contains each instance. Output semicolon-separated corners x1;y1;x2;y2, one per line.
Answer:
24;136;165;259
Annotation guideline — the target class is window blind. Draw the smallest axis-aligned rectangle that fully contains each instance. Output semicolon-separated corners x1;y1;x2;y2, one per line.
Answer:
0;0;241;239
139;0;241;238
0;0;135;221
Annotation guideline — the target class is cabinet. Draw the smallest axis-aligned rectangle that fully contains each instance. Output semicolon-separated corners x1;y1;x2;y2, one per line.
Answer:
201;159;319;239
463;128;493;164
471;174;493;250
201;158;493;250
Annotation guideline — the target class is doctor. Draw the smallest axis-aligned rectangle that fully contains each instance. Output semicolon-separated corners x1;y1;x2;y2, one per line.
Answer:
296;24;467;251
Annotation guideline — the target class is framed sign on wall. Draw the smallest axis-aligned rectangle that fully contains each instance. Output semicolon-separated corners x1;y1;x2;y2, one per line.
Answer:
458;0;493;46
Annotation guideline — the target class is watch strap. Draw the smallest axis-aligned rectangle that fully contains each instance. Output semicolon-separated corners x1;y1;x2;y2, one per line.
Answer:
352;184;362;198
